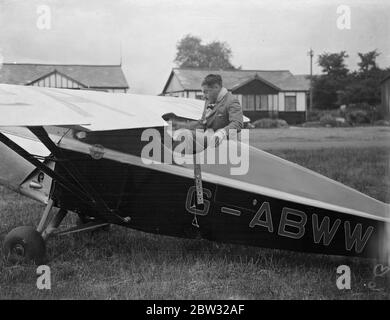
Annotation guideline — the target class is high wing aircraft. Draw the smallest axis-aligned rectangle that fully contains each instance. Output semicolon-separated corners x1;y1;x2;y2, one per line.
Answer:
0;83;389;264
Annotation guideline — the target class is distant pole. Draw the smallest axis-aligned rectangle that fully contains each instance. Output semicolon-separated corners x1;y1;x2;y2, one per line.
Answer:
119;40;123;66
307;48;314;121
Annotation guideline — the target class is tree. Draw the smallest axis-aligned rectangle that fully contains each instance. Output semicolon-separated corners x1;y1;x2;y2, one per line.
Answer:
317;51;349;78
174;34;237;69
313;49;390;110
313;51;350;109
340;50;389;106
174;35;203;68
357;50;380;73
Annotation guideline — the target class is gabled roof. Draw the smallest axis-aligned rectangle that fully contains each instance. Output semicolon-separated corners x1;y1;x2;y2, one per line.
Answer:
380;73;390;84
294;74;312;87
230;73;281;92
0;63;129;88
162;68;310;93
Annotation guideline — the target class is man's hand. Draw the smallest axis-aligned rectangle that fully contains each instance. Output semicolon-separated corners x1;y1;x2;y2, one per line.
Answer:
213;129;227;147
171;119;186;130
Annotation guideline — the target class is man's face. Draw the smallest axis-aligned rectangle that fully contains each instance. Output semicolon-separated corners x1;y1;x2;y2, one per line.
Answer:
202;84;221;103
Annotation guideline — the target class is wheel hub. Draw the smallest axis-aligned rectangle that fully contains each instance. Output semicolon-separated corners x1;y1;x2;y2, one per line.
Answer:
12;244;25;257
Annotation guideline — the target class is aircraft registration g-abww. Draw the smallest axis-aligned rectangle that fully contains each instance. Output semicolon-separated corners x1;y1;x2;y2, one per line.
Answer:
0;83;389;264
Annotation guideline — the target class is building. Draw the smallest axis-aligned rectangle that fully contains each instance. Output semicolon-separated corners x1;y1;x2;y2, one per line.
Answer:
161;68;310;124
0;63;129;93
380;74;390;118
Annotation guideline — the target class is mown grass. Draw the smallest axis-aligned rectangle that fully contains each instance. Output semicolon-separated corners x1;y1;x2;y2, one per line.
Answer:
0;146;389;299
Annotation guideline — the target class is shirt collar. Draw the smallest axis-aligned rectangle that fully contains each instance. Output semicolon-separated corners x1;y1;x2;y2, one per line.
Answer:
207;87;228;107
216;87;228;103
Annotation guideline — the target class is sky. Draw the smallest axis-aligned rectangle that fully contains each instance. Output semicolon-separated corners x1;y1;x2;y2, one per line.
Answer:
0;0;389;94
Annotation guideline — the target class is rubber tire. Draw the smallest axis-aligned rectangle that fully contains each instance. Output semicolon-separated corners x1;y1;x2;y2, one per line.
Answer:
3;226;46;264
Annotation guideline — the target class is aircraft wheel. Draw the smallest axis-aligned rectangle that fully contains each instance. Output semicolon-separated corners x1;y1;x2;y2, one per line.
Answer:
3;226;46;264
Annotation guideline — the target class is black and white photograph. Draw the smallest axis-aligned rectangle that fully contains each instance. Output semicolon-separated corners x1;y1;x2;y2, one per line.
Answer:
0;0;389;304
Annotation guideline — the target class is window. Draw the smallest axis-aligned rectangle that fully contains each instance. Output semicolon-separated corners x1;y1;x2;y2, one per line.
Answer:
242;95;255;111
260;95;268;110
285;96;296;111
255;95;265;110
269;95;274;110
255;95;260;110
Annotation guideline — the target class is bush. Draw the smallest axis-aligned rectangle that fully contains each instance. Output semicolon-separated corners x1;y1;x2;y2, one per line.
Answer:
343;103;384;124
310;103;384;126
346;102;374;112
301;121;323;128
307;109;342;122
252;118;289;129
345;109;371;125
276;119;289;128
373;120;390;126
244;122;255;129
319;114;338;127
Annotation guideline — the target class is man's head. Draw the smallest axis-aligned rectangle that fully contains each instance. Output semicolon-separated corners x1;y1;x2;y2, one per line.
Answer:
201;74;222;103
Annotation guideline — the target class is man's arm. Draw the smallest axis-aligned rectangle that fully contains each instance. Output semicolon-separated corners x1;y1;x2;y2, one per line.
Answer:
172;119;204;131
172;100;208;131
222;97;243;135
213;97;243;146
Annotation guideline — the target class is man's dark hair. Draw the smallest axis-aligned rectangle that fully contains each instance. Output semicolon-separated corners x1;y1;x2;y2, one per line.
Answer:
201;74;222;87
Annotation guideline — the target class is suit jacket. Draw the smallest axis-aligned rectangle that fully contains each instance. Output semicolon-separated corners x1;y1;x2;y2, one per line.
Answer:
188;90;243;136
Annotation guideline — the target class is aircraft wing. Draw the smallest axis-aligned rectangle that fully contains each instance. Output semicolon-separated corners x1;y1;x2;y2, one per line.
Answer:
0;84;90;127
0;84;212;131
0;84;249;131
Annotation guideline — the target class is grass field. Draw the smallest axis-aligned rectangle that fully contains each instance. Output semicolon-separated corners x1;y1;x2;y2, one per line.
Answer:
0;128;389;299
250;126;390;150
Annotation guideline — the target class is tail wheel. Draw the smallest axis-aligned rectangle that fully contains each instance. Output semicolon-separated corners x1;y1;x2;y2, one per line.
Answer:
3;226;46;264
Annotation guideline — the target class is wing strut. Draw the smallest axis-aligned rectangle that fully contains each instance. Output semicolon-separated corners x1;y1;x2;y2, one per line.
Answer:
0;131;91;204
27;126;127;223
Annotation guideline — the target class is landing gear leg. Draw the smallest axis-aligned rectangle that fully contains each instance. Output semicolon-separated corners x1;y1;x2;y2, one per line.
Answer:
41;208;67;240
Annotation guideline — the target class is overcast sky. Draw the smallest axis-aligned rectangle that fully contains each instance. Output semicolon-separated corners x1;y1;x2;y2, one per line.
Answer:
0;0;389;94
